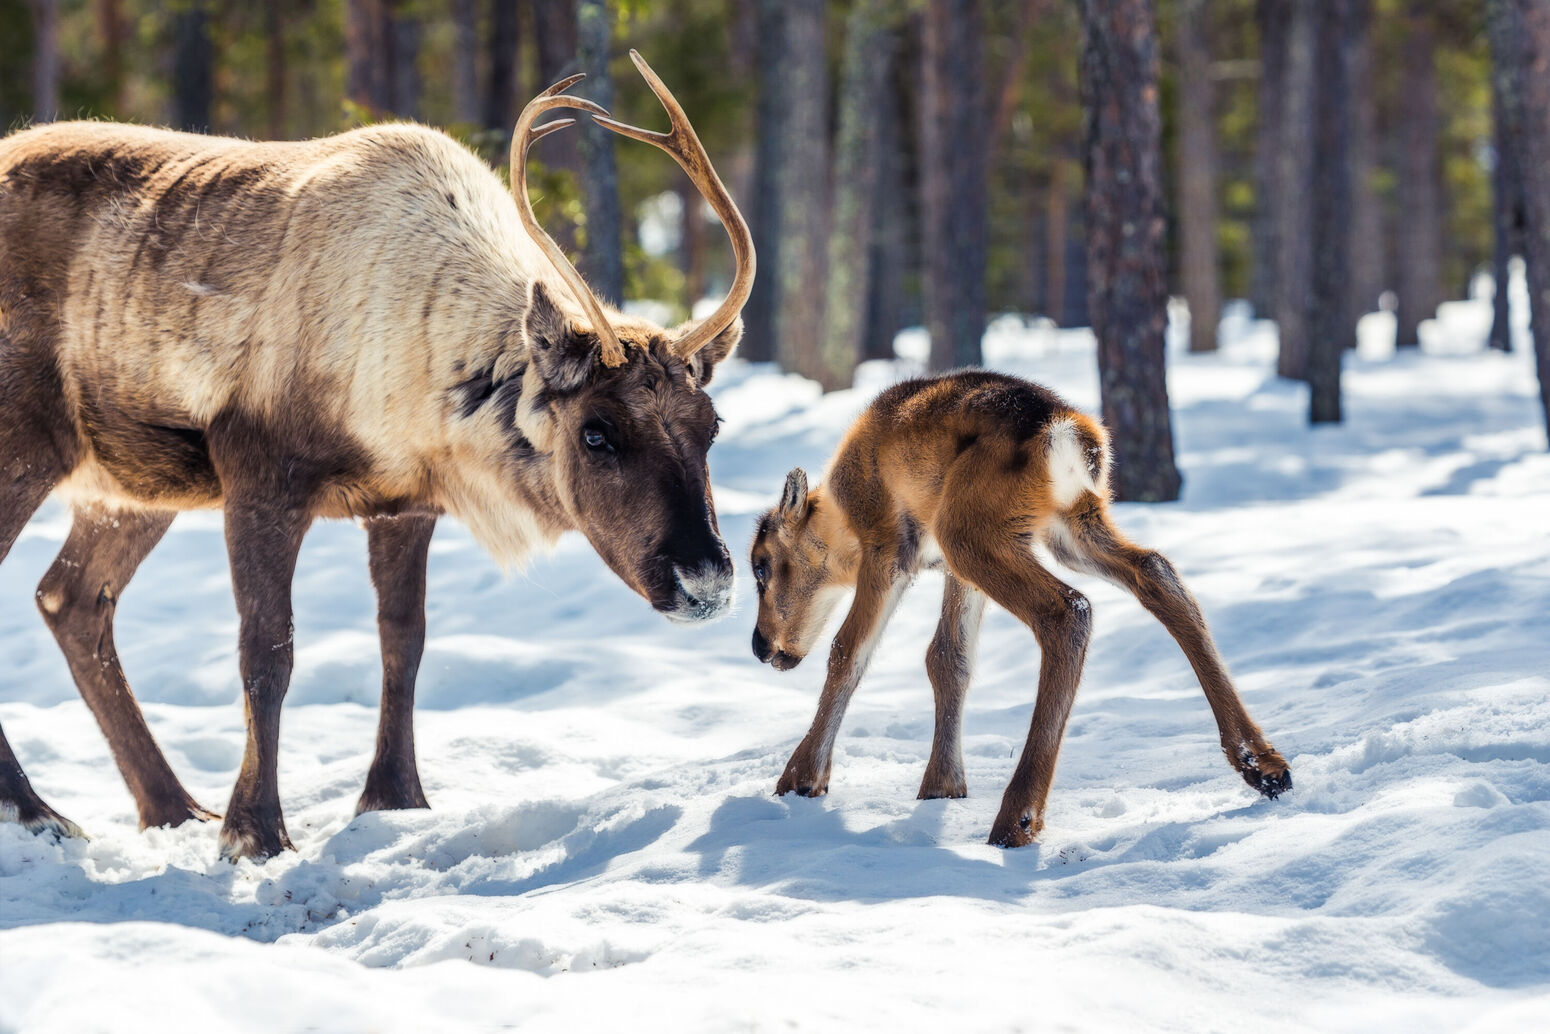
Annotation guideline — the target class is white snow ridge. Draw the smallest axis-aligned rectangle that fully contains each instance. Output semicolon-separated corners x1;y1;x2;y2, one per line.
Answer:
2;300;1549;1032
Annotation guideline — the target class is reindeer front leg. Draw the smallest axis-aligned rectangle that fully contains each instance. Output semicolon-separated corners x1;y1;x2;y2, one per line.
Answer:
776;554;906;797
357;514;436;815
219;497;312;862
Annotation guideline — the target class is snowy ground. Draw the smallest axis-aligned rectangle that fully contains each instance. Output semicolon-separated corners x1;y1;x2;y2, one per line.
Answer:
2;297;1548;1033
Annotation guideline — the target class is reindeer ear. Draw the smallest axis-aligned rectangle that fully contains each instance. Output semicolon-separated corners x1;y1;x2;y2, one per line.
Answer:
779;468;809;520
526;281;599;392
676;314;742;388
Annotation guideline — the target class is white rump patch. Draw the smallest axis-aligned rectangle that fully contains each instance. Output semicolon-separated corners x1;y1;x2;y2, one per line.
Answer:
1046;416;1098;509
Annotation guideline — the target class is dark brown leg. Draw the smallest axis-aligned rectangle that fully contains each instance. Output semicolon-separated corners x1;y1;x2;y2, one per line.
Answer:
938;520;1091;848
218;498;311;862
35;507;217;829
1051;497;1291;797
776;552;906;797
356;514;435;815
0;434;81;837
918;574;985;800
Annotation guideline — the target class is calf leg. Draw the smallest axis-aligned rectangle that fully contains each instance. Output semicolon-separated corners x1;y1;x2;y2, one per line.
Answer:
36;507;217;829
1051;497;1291;797
356;514;435;815
218;500;311;862
939;525;1091;848
918;574;986;800
777;552;907;797
0;439;81;837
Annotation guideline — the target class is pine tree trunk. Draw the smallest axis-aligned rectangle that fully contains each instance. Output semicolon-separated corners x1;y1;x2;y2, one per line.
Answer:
742;0;790;364
265;2;287;138
389;2;421;121
1394;2;1443;349
173;2;213;132
533;0;580;255
1274;0;1315;380
96;0;125;115
1489;0;1528;354
1347;0;1383;333
1175;0;1221;354
1079;0;1181;502
1516;1;1550;439
486;1;521;132
862;59;910;363
772;0;830;381
678;177;707;313
918;0;988;371
821;0;897;390
1307;0;1351;424
577;0;622;304
452;0;480;126
1046;159;1070;326
1250;0;1289;319
346;0;382;118
28;0;58;123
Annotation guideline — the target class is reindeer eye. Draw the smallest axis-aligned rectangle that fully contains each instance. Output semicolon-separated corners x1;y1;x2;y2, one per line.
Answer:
753;561;769;585
583;426;610;451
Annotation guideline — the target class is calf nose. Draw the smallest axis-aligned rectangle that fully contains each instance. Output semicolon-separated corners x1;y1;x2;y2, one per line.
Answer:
752;627;774;663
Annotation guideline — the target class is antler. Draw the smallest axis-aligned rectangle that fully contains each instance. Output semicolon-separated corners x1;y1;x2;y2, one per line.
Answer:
592;50;756;362
510;74;629;367
512;54;755;368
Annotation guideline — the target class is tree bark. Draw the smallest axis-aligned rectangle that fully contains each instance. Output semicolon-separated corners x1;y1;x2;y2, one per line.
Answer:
1347;0;1383;334
821;0;897;390
1394;2;1444;348
1516;1;1550;439
918;0;988;372
772;0;830;381
1079;0;1181;502
576;0;622;304
452;0;480;126
1307;0;1351;424
486;1;521;132
265;2;287;138
742;0;790;364
1274;0;1315;380
28;0;59;123
1250;0;1289;319
172;2;213;132
1175;0;1221;354
862;54;911;363
96;0;126;115
1489;0;1528;354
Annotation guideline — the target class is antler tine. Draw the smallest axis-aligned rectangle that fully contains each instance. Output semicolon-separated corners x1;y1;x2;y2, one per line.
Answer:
510;80;628;367
592;50;756;362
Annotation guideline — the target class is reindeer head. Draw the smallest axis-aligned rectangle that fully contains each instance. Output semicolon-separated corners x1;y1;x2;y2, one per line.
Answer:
507;53;755;624
749;469;859;669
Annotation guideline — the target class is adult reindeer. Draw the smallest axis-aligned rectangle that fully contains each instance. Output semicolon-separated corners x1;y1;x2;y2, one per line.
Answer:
0;53;753;861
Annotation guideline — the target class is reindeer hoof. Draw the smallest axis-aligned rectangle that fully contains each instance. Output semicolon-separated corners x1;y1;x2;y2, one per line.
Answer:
10;803;87;842
139;799;219;831
1237;748;1292;800
987;812;1040;848
218;819;294;863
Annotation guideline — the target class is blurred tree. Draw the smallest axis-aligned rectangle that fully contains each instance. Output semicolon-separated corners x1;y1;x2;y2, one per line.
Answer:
1174;0;1221;353
486;0;521;132
451;0;479;126
1250;0;1288;318
918;0;987;372
1347;0;1384;331
576;0;622;303
1488;0;1527;353
741;0;788;364
862;46;914;362
96;0;125;114
1274;0;1314;380
389;1;421;120
1080;0;1181;502
1513;0;1550;437
1393;1;1443;348
534;0;580;254
1308;0;1351;423
28;0;59;122
173;1;213;131
771;0;828;380
820;0;899;389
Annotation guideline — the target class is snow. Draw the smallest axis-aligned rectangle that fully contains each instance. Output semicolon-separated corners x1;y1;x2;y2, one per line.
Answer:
3;295;1549;1032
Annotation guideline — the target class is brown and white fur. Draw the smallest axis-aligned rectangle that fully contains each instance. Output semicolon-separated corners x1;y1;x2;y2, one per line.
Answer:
1;95;743;860
749;371;1290;848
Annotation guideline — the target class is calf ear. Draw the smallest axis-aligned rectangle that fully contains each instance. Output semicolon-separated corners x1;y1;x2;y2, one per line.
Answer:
675;315;742;387
779;468;809;520
526;281;598;392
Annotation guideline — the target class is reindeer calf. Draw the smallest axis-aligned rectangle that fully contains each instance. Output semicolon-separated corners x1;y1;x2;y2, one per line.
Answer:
749;371;1290;847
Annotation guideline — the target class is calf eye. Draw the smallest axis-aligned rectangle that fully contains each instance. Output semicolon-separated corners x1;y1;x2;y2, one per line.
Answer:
753;561;769;584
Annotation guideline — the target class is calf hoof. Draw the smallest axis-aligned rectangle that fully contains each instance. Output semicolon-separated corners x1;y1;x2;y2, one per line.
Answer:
2;796;86;842
917;774;968;801
355;778;430;817
218;817;294;863
775;747;829;798
139;797;220;831
987;811;1041;849
1237;748;1293;800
